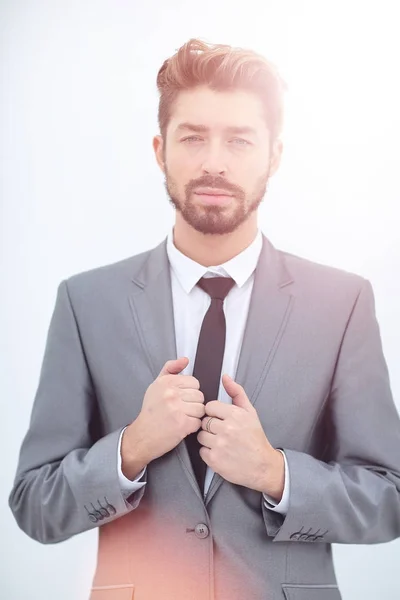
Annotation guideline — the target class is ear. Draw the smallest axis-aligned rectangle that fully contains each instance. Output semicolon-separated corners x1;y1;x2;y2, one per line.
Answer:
269;137;283;177
153;135;165;173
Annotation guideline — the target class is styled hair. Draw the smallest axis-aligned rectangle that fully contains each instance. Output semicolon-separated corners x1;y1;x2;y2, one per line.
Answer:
156;38;287;144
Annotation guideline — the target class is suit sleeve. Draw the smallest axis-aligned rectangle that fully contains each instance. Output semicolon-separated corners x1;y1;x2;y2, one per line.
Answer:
265;278;400;544
8;280;146;544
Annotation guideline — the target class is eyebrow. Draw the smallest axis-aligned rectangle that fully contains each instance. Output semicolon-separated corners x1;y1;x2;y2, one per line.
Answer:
175;122;258;136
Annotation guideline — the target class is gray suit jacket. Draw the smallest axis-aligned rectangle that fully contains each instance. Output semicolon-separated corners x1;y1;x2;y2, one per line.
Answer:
9;233;400;600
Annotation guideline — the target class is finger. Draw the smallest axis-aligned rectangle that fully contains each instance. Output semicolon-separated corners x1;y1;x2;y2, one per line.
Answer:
205;400;235;419
197;430;216;448
185;416;202;435
158;357;189;377
201;415;222;433
172;375;201;389
184;402;206;419
199;445;212;466
181;389;205;403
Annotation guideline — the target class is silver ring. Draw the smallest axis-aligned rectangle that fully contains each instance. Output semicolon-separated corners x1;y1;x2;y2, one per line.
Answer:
206;417;215;434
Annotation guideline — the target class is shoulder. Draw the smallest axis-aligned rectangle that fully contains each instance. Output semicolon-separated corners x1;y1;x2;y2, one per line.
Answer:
276;247;370;304
60;244;156;304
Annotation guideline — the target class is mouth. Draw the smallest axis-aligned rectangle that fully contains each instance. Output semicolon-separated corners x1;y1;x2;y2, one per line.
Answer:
194;192;233;205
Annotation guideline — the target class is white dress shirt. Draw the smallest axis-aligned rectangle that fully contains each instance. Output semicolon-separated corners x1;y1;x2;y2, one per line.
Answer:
117;227;290;514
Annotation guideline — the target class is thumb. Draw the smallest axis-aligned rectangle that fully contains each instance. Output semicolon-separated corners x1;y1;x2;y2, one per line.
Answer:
222;374;251;410
158;357;189;378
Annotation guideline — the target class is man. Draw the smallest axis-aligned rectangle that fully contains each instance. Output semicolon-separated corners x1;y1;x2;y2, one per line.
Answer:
9;38;400;600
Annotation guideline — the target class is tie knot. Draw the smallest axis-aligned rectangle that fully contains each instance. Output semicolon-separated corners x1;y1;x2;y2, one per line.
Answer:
196;276;236;300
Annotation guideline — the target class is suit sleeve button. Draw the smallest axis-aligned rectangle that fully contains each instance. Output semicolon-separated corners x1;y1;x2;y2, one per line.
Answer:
88;513;98;523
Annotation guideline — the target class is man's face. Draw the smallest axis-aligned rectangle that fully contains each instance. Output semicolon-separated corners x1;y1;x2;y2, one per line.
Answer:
154;85;282;235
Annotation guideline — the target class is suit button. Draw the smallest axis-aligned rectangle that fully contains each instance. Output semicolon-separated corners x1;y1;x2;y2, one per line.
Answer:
194;523;209;539
105;502;116;516
98;506;110;518
88;513;98;523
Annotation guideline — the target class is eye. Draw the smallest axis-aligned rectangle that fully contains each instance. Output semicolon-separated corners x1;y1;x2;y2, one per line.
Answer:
231;138;251;145
181;136;251;146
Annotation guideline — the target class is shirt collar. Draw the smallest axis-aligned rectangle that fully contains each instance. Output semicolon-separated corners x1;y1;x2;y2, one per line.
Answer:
166;227;263;294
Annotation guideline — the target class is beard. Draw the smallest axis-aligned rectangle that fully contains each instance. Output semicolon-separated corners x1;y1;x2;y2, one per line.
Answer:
163;164;271;235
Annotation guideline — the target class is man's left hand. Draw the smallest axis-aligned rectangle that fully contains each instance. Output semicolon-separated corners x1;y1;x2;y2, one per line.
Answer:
198;374;285;500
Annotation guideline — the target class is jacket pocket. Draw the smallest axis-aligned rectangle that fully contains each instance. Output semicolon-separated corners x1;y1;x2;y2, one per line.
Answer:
282;584;342;600
89;584;135;599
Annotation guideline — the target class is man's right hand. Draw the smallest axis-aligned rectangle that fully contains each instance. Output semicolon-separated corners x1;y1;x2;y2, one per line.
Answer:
121;357;204;479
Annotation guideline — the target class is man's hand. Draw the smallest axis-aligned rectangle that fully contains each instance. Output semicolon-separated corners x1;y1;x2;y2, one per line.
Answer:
121;357;205;479
197;374;285;500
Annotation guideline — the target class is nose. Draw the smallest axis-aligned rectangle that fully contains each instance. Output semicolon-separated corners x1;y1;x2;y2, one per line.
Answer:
202;163;226;176
201;142;228;176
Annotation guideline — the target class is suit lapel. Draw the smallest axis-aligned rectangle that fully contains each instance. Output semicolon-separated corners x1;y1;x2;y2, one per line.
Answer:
128;233;295;506
128;236;204;503
128;237;176;378
205;234;294;505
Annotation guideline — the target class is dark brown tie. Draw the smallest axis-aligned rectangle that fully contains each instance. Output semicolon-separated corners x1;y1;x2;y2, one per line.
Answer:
185;276;236;494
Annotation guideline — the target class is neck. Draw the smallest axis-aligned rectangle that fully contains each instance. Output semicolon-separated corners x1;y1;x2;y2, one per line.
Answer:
172;214;259;267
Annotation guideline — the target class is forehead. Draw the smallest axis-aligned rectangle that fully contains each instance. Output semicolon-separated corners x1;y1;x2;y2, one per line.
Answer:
168;85;268;134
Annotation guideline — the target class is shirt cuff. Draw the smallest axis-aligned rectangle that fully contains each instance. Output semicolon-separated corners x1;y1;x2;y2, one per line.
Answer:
117;426;147;499
262;449;290;515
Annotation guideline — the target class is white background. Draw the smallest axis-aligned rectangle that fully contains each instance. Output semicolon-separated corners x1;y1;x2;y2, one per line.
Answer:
1;1;399;598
